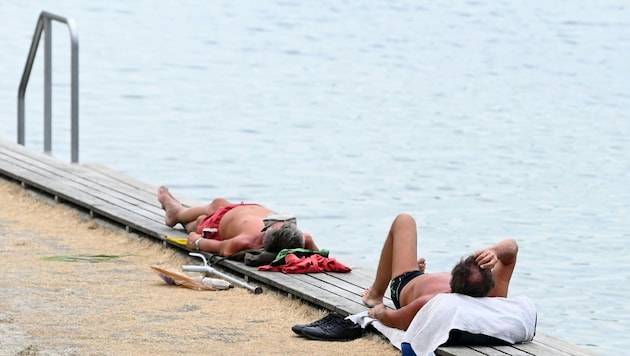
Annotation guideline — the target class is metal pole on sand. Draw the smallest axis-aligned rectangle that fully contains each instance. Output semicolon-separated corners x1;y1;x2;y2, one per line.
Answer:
182;253;263;294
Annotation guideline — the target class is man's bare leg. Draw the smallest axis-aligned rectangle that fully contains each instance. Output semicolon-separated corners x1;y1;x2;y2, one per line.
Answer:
158;186;211;227
158;186;183;227
362;213;420;307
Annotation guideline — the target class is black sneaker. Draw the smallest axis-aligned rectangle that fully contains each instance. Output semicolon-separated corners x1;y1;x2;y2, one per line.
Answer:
291;313;345;335
300;316;363;341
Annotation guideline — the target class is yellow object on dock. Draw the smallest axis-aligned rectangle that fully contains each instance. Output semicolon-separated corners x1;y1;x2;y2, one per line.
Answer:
166;236;188;246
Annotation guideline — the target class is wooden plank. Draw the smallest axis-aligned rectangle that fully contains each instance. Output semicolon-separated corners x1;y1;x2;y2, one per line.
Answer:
467;346;514;355
437;346;489;356
0;156;188;250
321;268;373;291
528;334;594;355
310;271;369;296
508;341;573;355
481;345;531;356
308;271;396;309
0;155;159;221
0;156;157;230
0;168;187;248
84;163;202;208
281;273;368;313
439;342;536;356
337;266;394;298
0;143;162;211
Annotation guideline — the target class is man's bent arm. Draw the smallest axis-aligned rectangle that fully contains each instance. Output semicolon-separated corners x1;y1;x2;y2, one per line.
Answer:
187;232;258;257
219;233;261;256
491;238;518;265
373;294;435;330
483;239;518;297
188;232;226;255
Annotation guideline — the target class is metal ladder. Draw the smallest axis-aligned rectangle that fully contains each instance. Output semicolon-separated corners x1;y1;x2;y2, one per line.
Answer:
17;11;79;163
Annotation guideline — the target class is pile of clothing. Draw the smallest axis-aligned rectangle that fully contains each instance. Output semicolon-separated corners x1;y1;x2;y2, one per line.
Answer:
229;248;351;274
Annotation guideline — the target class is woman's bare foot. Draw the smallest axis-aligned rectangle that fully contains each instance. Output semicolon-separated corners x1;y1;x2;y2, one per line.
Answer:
158;186;183;227
362;287;384;308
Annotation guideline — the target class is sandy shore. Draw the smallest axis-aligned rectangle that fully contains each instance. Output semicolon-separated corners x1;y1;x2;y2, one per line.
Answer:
0;178;396;355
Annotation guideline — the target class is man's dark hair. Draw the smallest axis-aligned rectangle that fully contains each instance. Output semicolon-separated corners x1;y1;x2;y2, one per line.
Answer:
450;255;495;297
263;223;305;253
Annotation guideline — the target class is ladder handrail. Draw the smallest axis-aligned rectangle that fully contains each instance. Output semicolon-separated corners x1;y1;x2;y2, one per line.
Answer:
17;11;80;163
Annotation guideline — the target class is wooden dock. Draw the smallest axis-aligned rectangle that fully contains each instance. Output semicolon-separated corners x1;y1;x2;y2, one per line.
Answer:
0;138;592;355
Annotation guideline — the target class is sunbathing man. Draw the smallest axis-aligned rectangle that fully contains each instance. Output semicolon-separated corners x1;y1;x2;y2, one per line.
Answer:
158;186;318;257
363;213;518;330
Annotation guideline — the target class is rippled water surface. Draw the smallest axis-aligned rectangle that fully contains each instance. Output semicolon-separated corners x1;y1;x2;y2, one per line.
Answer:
1;1;629;354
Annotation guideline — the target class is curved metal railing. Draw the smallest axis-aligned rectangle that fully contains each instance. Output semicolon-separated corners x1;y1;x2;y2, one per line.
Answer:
17;11;79;163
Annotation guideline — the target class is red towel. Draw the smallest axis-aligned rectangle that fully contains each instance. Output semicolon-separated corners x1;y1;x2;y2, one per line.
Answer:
258;253;351;273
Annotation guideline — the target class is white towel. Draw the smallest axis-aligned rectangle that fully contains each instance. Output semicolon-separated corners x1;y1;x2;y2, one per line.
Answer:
347;294;536;356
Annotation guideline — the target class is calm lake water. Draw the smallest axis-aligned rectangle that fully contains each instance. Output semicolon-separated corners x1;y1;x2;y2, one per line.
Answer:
1;1;629;354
